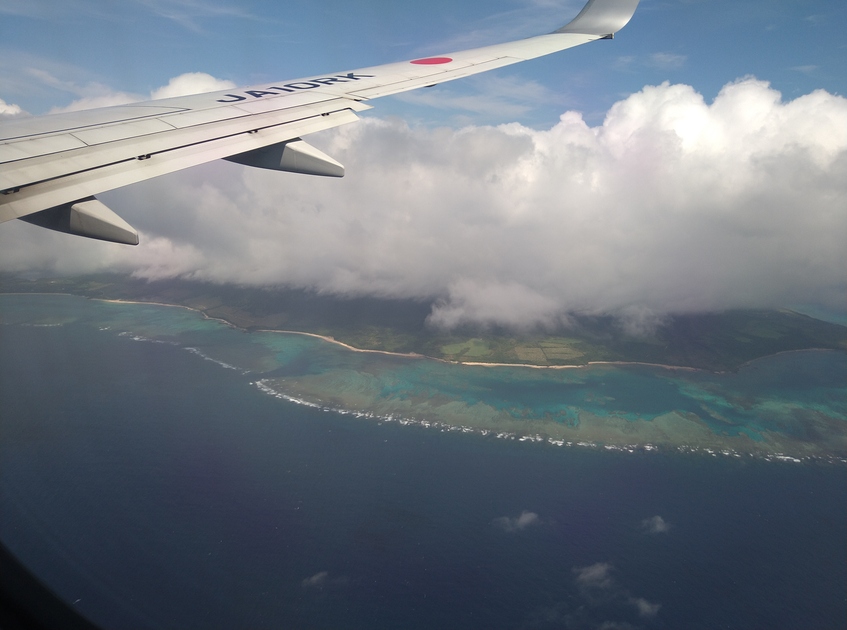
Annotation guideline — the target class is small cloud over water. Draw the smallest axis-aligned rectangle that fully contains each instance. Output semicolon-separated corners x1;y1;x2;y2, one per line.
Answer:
301;571;348;589
642;515;671;534
302;571;329;588
629;596;661;617
492;510;540;532
571;562;662;624
574;562;614;589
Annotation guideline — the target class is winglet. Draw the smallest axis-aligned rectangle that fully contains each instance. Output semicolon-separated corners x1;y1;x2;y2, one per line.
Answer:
555;0;640;37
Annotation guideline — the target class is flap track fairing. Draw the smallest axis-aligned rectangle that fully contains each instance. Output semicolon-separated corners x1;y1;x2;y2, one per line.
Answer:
19;197;139;245
224;139;344;177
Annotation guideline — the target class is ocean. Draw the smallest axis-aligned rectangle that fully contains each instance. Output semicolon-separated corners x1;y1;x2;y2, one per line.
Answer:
0;294;845;629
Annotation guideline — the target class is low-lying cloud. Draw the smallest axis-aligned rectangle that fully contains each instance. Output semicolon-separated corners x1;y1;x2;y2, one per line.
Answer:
630;596;661;617
574;562;615;590
2;77;845;329
573;562;661;620
492;510;540;532
301;571;329;588
301;570;348;589
641;515;671;534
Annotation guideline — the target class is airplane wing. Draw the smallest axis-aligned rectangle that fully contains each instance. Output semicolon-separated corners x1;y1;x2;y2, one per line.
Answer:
0;0;639;245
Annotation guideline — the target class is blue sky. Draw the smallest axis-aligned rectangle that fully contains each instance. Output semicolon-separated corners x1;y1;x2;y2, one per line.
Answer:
1;0;845;126
1;0;846;326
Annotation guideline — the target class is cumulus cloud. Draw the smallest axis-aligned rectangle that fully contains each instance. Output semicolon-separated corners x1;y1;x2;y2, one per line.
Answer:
150;72;236;99
492;510;540;532
574;562;614;589
573;562;661;622
29;69;232;112
0;98;23;116
629;596;661;617
3;78;846;329
641;515;671;534
50;91;142;113
24;68;144;113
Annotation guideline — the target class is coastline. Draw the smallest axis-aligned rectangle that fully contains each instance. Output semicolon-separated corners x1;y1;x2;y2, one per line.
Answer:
4;292;845;462
253;378;847;465
456;359;704;372
96;297;598;368
3;293;841;373
99;298;710;372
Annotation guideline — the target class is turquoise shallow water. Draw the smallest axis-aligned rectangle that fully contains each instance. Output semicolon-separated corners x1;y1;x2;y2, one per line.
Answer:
1;292;845;629
2;293;846;459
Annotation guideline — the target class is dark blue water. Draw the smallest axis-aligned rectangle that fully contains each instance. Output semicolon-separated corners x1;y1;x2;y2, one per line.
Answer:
1;314;845;628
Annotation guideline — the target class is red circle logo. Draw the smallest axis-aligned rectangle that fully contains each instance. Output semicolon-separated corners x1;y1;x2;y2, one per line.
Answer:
410;57;453;65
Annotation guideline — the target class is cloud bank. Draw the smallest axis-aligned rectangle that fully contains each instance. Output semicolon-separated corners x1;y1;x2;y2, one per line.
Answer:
2;78;845;329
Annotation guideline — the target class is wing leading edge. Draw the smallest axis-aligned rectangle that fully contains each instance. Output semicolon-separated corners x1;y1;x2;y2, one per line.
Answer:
0;0;639;244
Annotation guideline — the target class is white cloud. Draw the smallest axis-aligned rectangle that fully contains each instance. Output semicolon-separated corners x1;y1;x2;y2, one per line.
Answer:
40;70;234;112
431;281;562;330
301;571;328;588
573;562;662;623
0;98;23;116
2;78;846;329
629;596;661;617
300;570;348;589
150;72;235;99
574;562;614;589
27;67;144;113
50;91;142;113
641;515;670;534
492;510;540;532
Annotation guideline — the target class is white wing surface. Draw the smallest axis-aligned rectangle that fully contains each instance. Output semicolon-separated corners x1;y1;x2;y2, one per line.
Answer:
0;0;639;244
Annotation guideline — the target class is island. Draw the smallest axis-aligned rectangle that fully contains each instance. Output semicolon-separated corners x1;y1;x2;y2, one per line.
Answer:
2;273;844;372
2;274;845;463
